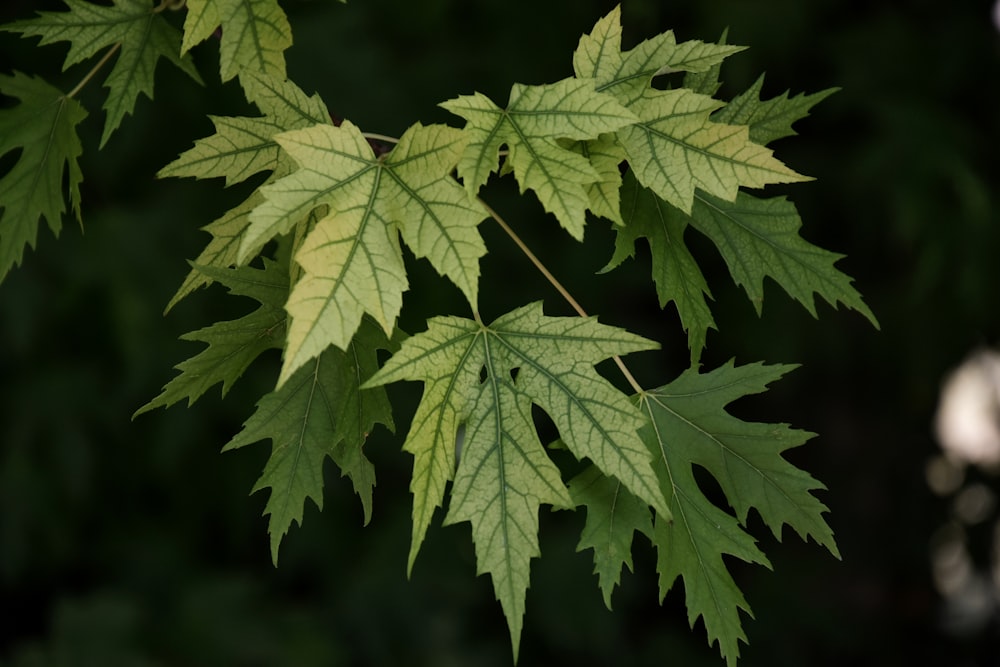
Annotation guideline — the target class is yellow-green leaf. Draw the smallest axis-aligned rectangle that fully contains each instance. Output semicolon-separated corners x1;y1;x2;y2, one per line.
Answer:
574;5;744;106
250;121;487;385
620;89;811;213
182;0;292;82
561;134;627;225
365;302;664;658
573;5;807;213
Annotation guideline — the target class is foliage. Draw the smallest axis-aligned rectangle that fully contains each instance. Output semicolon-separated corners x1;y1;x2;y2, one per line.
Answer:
0;1;877;664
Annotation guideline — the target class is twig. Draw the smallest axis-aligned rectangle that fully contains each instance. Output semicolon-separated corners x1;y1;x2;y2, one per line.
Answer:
478;198;644;395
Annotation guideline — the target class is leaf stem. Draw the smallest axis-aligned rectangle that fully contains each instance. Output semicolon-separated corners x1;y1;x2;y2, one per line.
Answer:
363;132;400;144
477;198;644;395
66;42;121;99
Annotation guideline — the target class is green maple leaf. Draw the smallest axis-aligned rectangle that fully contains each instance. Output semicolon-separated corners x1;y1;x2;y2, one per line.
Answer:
639;361;838;666
158;73;330;307
568;464;652;609
225;316;394;564
164;189;262;311
249;120;488;385
440;77;637;240
182;0;291;82
159;71;329;185
681;29;730;98
574;5;808;214
0;72;87;283
605;172;716;364
365;302;665;658
689;191;878;324
135;257;288;415
712;74;838;146
7;0;202;147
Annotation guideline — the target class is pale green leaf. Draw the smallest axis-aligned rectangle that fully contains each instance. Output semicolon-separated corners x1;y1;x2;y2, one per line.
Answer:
690;191;878;325
573;5;744;105
441;78;637;239
606;172;715;364
572;6;806;213
224;317;394;564
568;464;652;609
365;302;663;657
0;72;87;283
179;0;220;52
561;134;627;225
619;88;811;213
382;123;487;309
135;258;288;415
712;74;838;146
6;0;202;146
485;304;667;519
250;121;487;384
447;375;570;661
365;315;480;575
280;193;406;387
183;0;291;82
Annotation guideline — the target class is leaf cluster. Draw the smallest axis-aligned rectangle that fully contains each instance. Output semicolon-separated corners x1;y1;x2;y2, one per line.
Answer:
0;2;877;665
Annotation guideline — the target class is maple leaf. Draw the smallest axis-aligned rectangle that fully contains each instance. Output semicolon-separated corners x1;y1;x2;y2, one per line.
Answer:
573;5;744;107
181;0;292;83
639;361;838;666
690;191;878;323
159;71;329;185
6;0;202;147
224;316;394;564
681;30;731;98
568;463;652;609
135;257;289;415
712;74;838;146
574;6;809;214
365;302;665;658
164;189;262;312
0;72;87;283
441;77;637;239
561;133;628;225
158;73;330;308
607;173;875;398
605;172;716;364
249;120;488;385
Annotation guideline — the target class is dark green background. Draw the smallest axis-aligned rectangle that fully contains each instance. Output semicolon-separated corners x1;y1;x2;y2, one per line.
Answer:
2;0;999;665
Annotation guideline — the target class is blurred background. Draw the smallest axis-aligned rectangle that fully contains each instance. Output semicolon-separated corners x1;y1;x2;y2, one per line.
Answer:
2;0;1000;665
